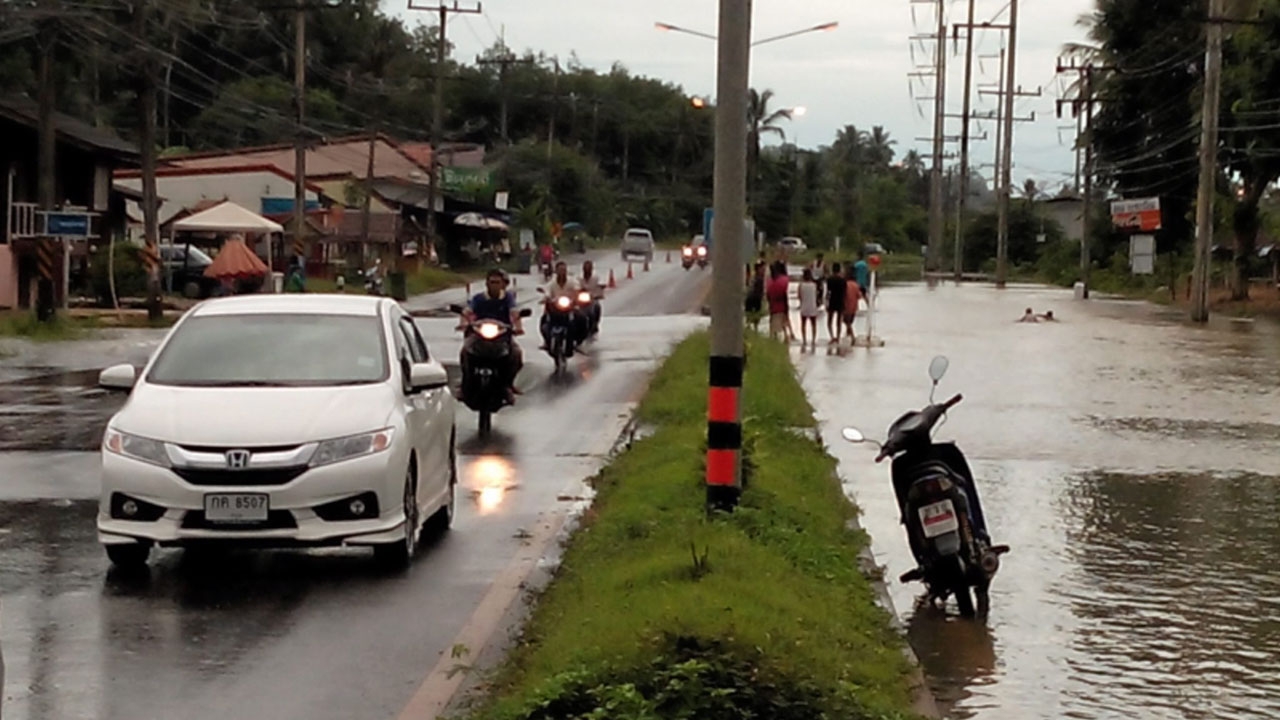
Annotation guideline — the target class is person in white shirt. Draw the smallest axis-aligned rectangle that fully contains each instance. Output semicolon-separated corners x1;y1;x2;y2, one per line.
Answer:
798;267;821;352
540;261;583;347
578;260;605;336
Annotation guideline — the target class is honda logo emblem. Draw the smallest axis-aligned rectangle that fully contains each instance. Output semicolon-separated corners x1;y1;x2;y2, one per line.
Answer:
224;449;251;469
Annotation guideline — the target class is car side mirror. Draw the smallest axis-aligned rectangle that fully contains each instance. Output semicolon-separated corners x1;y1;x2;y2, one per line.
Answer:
518;308;533;318
409;362;449;392
99;364;137;391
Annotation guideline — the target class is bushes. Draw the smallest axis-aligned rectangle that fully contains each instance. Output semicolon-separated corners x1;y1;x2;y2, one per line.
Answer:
88;242;149;305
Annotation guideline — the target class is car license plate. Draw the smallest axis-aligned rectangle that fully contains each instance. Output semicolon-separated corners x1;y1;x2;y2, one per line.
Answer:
918;500;959;538
204;493;269;523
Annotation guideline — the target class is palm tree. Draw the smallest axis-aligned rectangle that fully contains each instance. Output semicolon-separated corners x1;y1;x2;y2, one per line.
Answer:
865;126;897;169
748;88;793;202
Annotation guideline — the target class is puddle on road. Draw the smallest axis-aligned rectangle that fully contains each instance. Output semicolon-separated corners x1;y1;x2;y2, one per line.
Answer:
0;369;124;451
1086;415;1280;442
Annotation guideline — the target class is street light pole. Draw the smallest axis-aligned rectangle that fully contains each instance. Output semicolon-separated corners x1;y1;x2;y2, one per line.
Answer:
706;0;751;513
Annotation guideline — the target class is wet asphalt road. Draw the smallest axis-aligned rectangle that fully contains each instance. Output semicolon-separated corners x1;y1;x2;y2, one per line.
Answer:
0;254;709;720
801;282;1280;720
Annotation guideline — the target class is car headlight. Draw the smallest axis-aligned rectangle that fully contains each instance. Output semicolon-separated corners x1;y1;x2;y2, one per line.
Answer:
555;296;572;310
104;429;171;467
312;428;395;467
477;322;502;340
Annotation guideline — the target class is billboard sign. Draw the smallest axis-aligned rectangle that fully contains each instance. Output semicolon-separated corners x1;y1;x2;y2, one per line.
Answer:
1111;197;1161;232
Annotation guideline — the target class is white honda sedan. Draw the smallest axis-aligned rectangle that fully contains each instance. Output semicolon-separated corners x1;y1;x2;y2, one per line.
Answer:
96;294;457;570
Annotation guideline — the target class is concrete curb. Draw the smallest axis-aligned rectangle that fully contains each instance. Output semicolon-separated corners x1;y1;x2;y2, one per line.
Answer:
804;427;943;719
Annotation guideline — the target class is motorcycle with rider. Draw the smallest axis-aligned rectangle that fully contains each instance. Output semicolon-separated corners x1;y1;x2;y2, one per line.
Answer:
452;269;531;436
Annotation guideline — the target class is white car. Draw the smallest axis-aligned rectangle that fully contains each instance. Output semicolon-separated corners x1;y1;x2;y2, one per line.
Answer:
96;294;457;570
620;227;655;262
778;236;807;253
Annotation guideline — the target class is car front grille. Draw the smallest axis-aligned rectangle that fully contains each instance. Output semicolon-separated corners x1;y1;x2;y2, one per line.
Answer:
173;467;307;487
181;510;298;531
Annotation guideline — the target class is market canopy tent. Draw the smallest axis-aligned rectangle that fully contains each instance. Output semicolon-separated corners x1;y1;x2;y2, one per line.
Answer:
171;200;284;234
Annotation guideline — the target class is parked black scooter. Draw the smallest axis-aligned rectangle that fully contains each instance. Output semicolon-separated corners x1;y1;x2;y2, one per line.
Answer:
450;304;533;437
841;356;1009;617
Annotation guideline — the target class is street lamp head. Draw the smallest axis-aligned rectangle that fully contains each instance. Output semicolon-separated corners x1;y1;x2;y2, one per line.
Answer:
815;21;839;32
655;22;674;32
691;96;707;109
791;106;807;117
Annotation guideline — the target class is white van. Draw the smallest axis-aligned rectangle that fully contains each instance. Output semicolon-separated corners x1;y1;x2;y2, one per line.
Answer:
620;228;655;262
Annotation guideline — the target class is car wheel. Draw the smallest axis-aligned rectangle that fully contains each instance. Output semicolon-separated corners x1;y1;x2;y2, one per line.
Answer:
182;280;201;299
374;464;419;570
426;435;457;536
105;543;151;569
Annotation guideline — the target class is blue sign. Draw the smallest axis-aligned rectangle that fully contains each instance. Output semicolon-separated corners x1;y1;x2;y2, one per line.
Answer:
261;198;321;215
44;212;91;237
702;207;714;248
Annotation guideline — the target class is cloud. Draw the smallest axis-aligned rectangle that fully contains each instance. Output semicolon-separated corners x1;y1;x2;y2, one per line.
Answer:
399;0;1096;193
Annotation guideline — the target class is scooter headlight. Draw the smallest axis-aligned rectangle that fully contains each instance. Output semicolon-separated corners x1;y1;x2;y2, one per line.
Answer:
555;296;573;310
577;291;592;305
682;247;694;257
696;246;708;257
477;322;502;340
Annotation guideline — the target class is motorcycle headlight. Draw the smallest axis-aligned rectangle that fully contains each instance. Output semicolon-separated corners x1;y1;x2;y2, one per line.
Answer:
556;296;573;310
104;429;171;467
577;291;592;304
696;246;708;257
477;322;502;340
312;428;395;467
682;247;693;257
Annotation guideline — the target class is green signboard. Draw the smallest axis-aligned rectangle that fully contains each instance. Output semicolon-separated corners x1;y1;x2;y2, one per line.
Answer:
441;166;494;194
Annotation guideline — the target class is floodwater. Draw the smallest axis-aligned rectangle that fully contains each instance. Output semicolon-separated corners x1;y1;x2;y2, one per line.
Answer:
800;283;1280;720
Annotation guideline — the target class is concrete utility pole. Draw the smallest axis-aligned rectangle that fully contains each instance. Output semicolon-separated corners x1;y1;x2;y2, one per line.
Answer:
995;0;1018;288
132;0;163;320
920;0;947;272
292;0;306;282
476;51;535;144
1057;58;1115;299
1191;0;1225;323
410;1;481;294
706;0;751;513
36;11;57;321
955;0;976;281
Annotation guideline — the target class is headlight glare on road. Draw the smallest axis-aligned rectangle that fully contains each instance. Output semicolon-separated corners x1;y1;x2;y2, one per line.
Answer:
477;322;502;340
312;428;395;467
103;429;171;467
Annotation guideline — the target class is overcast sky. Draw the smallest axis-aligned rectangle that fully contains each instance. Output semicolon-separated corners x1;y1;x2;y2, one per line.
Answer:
395;0;1097;195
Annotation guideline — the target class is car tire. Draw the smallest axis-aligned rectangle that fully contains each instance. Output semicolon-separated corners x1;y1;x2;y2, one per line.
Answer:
105;543;151;569
374;464;419;570
182;280;201;299
425;435;457;536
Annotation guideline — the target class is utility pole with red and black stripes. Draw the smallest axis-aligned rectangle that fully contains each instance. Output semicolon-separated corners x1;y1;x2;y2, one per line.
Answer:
706;0;751;513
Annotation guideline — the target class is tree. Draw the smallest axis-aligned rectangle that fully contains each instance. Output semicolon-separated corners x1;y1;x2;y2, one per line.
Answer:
747;88;793;203
1221;0;1280;299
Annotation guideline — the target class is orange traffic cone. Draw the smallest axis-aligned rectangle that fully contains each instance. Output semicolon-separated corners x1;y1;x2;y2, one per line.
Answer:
607;268;617;289
626;263;634;280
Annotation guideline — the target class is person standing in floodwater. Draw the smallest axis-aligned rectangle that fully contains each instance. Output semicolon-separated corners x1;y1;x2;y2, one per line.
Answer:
798;267;820;352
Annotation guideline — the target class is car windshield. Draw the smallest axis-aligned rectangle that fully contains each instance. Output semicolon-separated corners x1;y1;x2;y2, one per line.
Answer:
147;314;388;387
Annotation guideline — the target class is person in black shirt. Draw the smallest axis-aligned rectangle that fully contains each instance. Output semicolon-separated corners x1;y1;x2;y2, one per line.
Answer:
825;262;846;344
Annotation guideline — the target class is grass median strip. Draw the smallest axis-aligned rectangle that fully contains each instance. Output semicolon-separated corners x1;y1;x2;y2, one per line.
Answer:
457;332;921;720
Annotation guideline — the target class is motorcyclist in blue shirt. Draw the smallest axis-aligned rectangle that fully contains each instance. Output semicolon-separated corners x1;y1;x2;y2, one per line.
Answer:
460;269;524;402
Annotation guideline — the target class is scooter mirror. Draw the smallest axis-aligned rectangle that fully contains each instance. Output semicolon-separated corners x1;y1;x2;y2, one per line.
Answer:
841;427;866;444
928;356;950;383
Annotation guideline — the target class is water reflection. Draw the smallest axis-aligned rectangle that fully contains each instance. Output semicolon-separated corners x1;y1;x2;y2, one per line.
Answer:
801;284;1280;720
467;456;517;515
